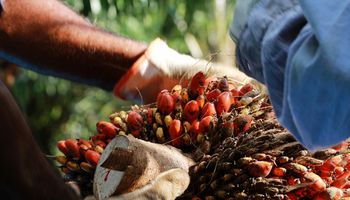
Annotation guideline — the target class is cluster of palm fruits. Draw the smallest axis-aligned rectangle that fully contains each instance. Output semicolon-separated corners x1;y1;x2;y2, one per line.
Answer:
182;118;350;200
106;72;266;152
54;71;350;199
54;71;266;196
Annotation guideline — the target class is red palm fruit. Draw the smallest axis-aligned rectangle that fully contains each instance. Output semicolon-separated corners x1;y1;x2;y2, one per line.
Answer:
169;119;183;147
57;140;69;156
247;161;273;177
201;102;216;118
190;120;200;140
287;176;301;186
66;161;80;171
344;162;350;171
332;141;349;151
233;114;253;136
313;187;343;200
272;167;287;177
96;121;118;138
218;76;229;91
199;116;214;135
131;130;141;137
303;172;326;191
157;90;175;115
239;83;254;95
335;166;345;177
295;188;308;199
216;92;232;116
94;140;106;149
198;86;205;96
91;134;107;142
331;177;348;189
230;88;240;106
65;139;80;159
55;156;67;165
206;89;221;102
147;108;153;125
127;111;144;131
172;93;182;105
85;150;101;167
222;120;235;137
318;155;343;171
319;170;332;178
184;100;200;123
286;193;298;200
80;162;95;173
333;171;350;186
188;71;206;98
196;95;205;109
78;139;92;149
79;144;89;158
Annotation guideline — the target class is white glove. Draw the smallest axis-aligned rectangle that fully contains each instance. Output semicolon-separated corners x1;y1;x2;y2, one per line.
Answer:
113;38;257;103
85;168;189;200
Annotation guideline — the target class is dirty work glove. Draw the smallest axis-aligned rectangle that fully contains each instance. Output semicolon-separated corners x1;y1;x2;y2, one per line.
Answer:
113;38;254;104
84;168;189;200
111;168;190;200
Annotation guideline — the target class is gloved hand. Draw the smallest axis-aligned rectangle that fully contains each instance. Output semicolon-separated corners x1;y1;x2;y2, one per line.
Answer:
111;168;190;200
92;135;194;200
85;168;189;200
113;38;256;103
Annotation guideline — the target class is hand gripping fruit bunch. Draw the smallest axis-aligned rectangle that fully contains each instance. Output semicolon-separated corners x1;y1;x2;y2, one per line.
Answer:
54;71;350;199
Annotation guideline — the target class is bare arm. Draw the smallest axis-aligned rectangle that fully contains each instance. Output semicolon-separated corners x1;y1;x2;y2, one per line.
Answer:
0;0;147;90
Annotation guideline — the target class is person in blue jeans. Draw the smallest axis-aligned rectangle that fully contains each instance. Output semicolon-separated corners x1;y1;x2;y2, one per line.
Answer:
231;0;350;151
1;0;348;199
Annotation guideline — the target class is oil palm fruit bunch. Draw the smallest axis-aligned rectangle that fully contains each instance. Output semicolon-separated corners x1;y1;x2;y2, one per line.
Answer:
53;71;267;197
107;71;268;153
54;71;350;199
181;119;350;200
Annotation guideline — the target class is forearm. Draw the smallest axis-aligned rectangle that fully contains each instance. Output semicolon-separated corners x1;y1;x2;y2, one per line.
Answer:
0;0;147;90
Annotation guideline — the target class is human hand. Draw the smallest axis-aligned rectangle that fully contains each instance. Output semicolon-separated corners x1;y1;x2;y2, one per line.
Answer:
90;135;193;200
110;168;190;200
85;168;189;200
113;38;256;103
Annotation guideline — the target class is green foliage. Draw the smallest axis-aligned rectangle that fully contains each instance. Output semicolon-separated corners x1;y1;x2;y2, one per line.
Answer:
10;0;236;154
